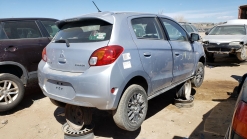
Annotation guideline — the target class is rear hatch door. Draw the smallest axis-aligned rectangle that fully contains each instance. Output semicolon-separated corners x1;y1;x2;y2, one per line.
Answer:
46;18;113;72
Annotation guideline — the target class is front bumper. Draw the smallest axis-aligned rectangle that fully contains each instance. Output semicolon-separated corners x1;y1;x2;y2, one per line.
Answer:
203;43;242;54
38;60;123;110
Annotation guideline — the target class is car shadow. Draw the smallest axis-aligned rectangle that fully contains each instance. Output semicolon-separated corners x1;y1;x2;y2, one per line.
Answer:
172;85;238;139
53;88;178;138
0;84;45;116
206;54;247;67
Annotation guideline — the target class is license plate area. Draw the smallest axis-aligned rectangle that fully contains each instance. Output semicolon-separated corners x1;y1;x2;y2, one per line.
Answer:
45;80;75;99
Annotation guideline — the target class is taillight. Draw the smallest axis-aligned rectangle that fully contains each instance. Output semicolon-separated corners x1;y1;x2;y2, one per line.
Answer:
42;47;47;62
89;45;124;66
232;101;247;138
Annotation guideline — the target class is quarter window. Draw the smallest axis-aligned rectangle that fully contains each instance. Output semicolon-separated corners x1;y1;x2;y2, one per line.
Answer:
0;24;7;39
161;19;188;41
185;25;194;33
2;21;42;39
131;18;163;39
41;20;59;37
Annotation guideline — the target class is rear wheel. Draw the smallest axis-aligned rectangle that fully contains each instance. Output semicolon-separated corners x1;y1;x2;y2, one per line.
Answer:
113;84;148;131
0;73;24;112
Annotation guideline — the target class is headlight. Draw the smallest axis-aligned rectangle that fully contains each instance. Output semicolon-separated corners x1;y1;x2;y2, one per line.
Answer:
229;42;241;46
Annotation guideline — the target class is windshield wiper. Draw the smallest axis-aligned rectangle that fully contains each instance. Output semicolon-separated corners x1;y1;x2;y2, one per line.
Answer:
55;39;70;47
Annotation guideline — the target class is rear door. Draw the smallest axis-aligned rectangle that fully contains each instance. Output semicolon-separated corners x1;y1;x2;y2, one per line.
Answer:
46;18;113;72
0;20;50;72
159;18;195;83
129;16;173;93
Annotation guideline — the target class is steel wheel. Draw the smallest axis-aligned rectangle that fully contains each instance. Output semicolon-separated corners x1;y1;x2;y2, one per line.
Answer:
0;80;19;105
127;92;146;124
65;104;92;131
183;80;192;100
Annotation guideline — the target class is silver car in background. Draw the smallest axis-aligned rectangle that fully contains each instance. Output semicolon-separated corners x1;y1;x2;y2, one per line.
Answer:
38;12;205;131
203;19;247;62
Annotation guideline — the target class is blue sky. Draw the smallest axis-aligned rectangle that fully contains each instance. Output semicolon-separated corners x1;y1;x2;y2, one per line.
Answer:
0;0;246;23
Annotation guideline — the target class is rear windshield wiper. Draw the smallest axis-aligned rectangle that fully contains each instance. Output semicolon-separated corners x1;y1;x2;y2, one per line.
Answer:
54;39;70;47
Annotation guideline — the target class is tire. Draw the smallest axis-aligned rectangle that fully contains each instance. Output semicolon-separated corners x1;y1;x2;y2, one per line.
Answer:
176;80;192;100
236;48;247;61
191;62;205;88
0;73;24;112
65;104;92;131
113;84;148;131
206;52;215;62
50;98;66;108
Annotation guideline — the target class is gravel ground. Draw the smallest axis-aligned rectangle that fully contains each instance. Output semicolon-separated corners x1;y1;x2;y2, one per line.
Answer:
0;55;246;139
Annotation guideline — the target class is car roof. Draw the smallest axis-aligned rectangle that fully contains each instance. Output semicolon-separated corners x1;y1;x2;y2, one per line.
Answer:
56;11;173;28
223;19;247;25
0;18;58;22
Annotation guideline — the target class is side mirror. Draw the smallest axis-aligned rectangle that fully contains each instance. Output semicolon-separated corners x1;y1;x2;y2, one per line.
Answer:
205;32;209;35
190;33;200;42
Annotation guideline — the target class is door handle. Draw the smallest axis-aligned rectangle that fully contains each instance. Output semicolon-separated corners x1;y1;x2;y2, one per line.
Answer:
143;52;151;57
4;46;18;52
175;53;180;56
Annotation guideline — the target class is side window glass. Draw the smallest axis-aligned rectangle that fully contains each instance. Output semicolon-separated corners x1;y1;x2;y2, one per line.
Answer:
41;20;59;37
2;21;42;39
0;24;8;39
161;19;188;41
185;25;194;33
131;17;162;39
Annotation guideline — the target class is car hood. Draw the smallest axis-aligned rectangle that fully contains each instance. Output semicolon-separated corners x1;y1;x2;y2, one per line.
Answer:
203;35;247;43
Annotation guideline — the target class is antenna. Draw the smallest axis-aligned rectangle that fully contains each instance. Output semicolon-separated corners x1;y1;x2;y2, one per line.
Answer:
92;1;101;12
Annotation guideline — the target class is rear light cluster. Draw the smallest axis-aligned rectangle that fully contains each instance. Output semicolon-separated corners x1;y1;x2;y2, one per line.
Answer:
89;45;124;66
42;47;47;62
232;101;247;139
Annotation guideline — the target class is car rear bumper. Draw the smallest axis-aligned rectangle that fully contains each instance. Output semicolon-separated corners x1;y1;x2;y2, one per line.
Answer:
38;60;123;110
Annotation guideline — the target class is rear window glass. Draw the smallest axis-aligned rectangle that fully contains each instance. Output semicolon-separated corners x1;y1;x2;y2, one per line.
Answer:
0;24;8;39
209;25;246;35
53;19;112;43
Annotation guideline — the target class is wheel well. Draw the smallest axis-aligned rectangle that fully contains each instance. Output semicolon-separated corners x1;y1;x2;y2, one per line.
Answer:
123;76;148;94
0;64;24;79
199;56;206;65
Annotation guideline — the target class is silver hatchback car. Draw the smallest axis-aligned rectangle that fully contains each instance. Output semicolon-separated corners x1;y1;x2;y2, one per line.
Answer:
38;12;205;131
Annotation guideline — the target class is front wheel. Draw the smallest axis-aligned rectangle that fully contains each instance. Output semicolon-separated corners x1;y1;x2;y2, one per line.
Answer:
113;84;148;131
0;73;24;112
191;62;205;88
236;47;247;61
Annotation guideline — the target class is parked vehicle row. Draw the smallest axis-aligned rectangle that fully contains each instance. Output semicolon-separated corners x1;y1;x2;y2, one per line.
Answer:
0;18;59;111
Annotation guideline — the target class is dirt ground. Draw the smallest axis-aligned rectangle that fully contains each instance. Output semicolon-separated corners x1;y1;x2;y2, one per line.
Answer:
0;54;247;139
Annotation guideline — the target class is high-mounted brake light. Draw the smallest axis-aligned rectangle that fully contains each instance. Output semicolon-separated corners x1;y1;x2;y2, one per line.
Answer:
232;101;247;138
89;45;124;66
42;47;47;62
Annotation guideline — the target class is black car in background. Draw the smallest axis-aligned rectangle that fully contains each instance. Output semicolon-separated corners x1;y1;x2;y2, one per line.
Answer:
0;18;59;112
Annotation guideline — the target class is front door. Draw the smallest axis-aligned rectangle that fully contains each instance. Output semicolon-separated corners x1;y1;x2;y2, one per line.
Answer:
129;16;173;94
160;18;195;83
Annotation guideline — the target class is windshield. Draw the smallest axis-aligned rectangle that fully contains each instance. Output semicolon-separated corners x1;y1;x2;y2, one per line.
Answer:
53;19;112;43
209;25;246;35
